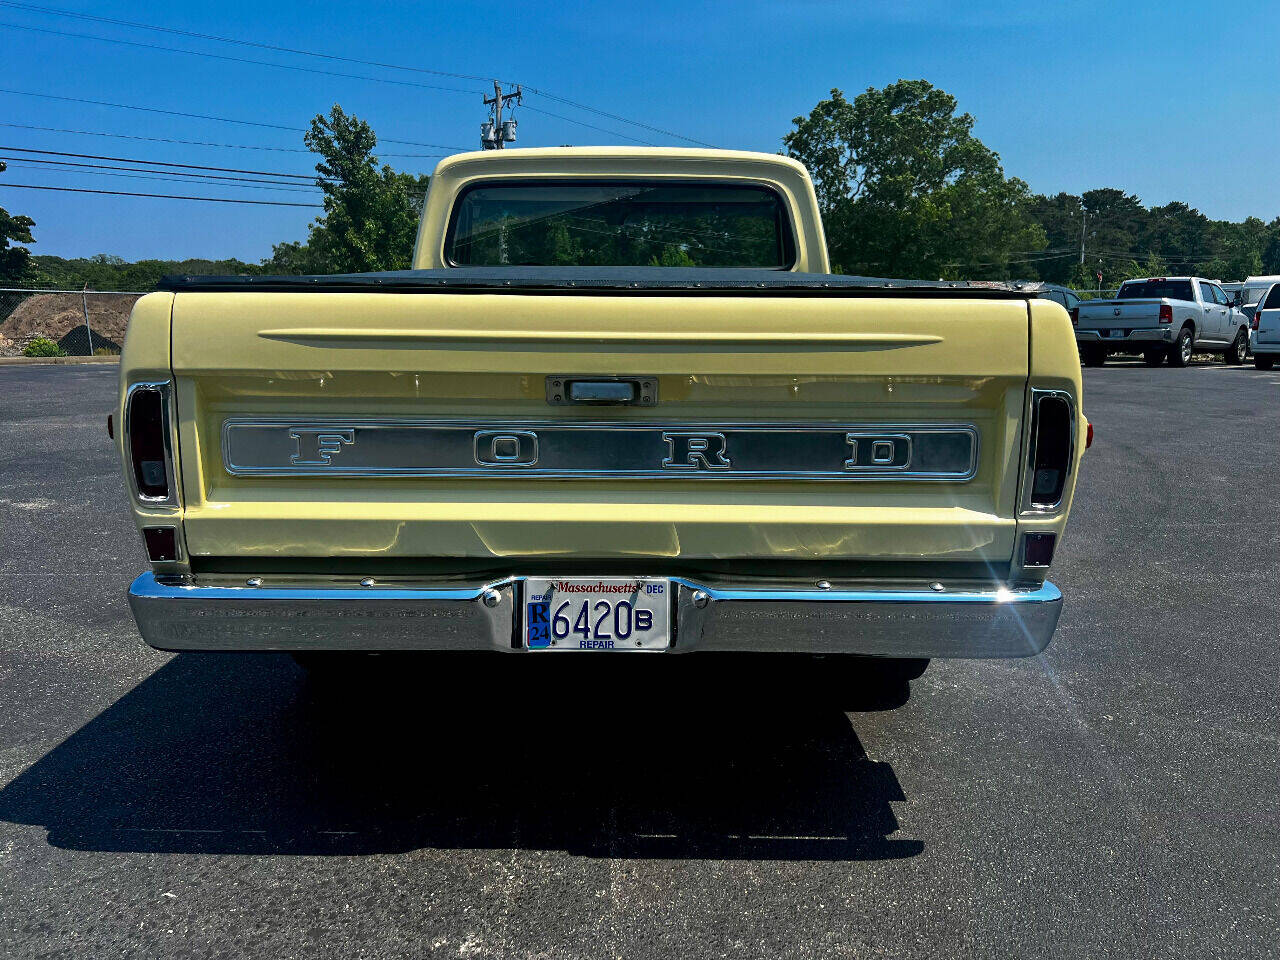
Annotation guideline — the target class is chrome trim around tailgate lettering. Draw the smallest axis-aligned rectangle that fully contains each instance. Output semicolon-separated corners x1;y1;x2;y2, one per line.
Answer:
127;573;1061;658
221;418;979;481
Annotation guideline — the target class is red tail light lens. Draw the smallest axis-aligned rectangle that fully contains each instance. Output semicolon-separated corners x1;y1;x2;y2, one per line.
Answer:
142;526;178;562
1026;391;1073;510
126;385;172;502
1158;304;1173;324
1252;311;1260;331
1069;307;1079;326
1023;533;1056;568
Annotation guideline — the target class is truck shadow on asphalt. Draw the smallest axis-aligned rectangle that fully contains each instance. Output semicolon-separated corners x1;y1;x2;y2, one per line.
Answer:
0;653;923;862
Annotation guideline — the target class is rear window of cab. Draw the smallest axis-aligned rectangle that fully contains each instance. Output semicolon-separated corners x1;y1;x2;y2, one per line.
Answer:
1117;280;1195;301
445;180;796;268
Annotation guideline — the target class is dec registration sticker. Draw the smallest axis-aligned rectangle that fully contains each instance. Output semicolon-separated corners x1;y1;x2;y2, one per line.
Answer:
523;577;671;651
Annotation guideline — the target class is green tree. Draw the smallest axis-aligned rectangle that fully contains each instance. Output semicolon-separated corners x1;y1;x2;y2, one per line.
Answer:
30;253;264;290
261;240;325;275
784;81;1045;279
1024;188;1280;288
289;105;430;273
648;244;698;267
1203;216;1265;281
1139;201;1216;274
1261;217;1280;274
1024;193;1088;284
1;204;36;284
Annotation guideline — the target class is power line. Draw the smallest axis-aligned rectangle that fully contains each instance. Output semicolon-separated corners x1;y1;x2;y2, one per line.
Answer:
0;0;712;146
942;249;1079;269
0;121;447;158
521;91;710;147
520;104;657;147
0;87;471;151
0;20;487;96
0;0;497;84
0;144;320;179
1;158;324;192
1;159;428;198
0;182;323;207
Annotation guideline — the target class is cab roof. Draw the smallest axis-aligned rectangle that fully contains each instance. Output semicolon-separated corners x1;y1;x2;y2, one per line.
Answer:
429;146;811;179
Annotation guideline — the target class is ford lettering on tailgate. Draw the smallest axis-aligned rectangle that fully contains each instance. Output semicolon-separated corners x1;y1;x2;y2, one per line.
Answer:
223;420;978;481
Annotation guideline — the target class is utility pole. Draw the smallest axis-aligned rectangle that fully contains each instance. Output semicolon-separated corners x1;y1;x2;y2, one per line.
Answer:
1079;207;1088;265
81;282;94;356
481;81;522;149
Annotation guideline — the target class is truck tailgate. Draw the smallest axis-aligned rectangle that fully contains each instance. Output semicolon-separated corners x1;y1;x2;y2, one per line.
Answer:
1076;300;1160;330
1080;300;1162;330
170;291;1030;571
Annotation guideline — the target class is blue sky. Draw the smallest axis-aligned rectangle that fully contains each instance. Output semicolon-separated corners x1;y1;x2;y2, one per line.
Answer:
3;0;1278;263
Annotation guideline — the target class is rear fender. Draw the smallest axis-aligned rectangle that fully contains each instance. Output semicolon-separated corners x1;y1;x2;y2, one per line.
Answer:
1013;300;1084;583
118;292;190;578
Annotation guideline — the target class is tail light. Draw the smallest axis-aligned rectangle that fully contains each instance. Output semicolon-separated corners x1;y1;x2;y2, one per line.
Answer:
1158;304;1173;324
141;526;179;562
1069;307;1079;326
125;383;175;504
1022;533;1056;567
1024;390;1074;512
1252;311;1261;331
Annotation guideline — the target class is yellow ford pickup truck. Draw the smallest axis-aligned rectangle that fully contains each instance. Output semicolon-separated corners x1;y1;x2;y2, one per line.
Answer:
116;147;1084;676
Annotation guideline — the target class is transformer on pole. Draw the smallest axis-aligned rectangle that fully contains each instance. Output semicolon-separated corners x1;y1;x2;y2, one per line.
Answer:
481;81;522;149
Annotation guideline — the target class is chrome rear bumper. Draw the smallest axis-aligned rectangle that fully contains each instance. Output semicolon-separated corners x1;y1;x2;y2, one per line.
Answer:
1075;327;1171;345
128;573;1063;658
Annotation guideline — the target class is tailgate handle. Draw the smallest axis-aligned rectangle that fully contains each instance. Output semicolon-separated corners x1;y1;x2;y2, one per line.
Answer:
547;377;657;406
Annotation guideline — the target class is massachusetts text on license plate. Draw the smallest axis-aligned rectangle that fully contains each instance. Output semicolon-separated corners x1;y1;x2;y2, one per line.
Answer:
523;577;671;651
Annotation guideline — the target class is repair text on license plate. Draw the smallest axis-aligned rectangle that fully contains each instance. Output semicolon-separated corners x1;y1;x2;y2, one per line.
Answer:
523;577;671;651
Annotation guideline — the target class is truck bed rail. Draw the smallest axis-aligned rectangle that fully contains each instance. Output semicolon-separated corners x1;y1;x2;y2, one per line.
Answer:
158;266;1040;299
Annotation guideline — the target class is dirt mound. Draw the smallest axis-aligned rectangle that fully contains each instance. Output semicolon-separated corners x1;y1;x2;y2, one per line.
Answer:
58;325;122;356
3;293;141;344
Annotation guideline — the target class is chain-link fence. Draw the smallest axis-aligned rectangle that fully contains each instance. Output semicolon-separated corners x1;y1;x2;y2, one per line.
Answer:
0;288;146;358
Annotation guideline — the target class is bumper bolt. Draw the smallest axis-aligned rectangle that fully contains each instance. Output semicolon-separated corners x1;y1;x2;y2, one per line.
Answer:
360;577;376;587
817;580;831;591
481;587;502;608
691;590;709;609
930;582;945;592
246;577;263;587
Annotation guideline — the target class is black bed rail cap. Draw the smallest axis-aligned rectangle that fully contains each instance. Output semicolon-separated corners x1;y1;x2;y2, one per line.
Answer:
158;266;1037;298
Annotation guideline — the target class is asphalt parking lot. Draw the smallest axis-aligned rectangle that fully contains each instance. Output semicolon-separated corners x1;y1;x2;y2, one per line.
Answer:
1;361;1276;959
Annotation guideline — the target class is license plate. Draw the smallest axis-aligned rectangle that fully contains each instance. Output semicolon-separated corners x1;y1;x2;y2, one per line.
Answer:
522;577;671;651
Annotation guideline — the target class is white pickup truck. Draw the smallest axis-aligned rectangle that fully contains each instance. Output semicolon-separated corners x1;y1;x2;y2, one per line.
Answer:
1075;277;1250;367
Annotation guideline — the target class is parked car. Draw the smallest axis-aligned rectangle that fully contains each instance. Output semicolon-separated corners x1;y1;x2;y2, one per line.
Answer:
1240;275;1280;311
1074;277;1249;367
1251;282;1280;369
114;147;1085;680
1236;275;1280;343
1026;283;1083;314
